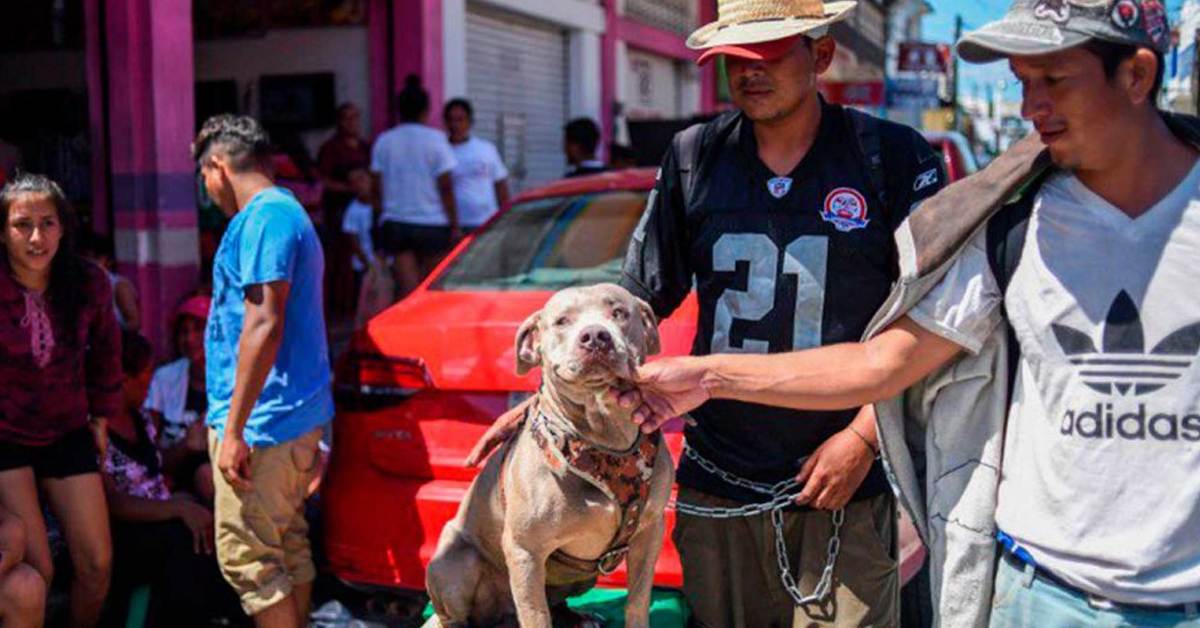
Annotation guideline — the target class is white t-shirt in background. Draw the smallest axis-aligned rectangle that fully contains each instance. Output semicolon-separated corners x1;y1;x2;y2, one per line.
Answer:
341;199;375;272
370;123;457;226
910;161;1200;606
451;136;509;228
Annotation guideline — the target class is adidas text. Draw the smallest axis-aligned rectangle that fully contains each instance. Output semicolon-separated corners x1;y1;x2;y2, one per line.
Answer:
1060;403;1200;441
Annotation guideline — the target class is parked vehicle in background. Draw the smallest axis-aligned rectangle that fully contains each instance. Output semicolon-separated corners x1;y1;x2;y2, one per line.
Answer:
922;131;980;182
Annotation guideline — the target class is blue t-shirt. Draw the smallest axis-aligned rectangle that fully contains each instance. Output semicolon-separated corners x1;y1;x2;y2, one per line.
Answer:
205;187;333;447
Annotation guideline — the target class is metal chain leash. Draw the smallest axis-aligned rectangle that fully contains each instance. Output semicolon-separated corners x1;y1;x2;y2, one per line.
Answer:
672;446;844;607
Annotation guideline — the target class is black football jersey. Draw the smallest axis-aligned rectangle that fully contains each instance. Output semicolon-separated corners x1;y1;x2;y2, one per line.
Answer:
620;101;945;504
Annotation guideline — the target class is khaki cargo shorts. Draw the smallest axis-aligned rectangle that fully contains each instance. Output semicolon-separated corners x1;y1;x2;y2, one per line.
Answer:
209;428;322;615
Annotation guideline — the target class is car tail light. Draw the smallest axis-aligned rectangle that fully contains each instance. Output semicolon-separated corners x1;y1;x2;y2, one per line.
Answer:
337;351;433;400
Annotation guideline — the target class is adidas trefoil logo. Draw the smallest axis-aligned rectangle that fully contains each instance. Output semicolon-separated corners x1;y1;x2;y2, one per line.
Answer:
1052;291;1200;397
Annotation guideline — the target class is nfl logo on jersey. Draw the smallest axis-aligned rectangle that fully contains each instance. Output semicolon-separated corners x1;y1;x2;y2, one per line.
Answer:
821;188;870;232
767;176;793;199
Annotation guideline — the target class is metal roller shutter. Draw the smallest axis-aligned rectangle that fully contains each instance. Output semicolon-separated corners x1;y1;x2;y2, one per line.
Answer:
466;4;568;190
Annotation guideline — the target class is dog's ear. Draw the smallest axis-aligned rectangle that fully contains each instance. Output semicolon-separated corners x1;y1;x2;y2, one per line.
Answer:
634;297;661;357
515;310;542;375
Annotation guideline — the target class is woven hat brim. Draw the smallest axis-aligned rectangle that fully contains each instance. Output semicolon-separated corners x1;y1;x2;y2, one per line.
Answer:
687;1;858;50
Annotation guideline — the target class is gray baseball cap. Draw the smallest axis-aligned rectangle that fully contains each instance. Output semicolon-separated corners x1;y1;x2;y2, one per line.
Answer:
957;0;1171;64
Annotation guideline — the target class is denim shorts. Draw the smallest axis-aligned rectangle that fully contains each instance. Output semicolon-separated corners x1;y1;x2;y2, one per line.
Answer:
990;550;1200;627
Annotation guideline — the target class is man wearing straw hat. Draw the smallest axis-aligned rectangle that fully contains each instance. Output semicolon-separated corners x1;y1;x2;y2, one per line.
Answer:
618;0;943;624
469;1;944;624
614;0;1200;626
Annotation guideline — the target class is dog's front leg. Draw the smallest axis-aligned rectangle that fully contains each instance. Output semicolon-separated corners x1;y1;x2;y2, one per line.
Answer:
502;530;553;628
623;515;666;628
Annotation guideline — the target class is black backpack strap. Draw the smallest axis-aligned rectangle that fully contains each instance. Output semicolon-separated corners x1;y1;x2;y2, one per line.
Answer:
847;109;888;214
985;175;1045;401
674;123;705;208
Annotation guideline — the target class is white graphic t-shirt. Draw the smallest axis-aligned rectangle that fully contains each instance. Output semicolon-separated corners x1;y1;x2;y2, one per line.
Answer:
370;123;457;226
341;199;375;272
451;136;509;228
910;161;1200;605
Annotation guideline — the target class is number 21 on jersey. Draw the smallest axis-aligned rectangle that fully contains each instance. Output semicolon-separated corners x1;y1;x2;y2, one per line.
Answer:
711;233;828;353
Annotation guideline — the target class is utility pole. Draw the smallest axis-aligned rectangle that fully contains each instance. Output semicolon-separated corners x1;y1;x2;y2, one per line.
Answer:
951;14;963;131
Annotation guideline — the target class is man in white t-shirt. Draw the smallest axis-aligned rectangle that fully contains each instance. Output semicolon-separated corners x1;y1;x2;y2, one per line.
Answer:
614;1;1200;625
443;98;510;230
370;75;458;295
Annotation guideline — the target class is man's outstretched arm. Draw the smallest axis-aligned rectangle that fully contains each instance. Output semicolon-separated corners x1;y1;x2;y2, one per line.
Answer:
626;316;965;430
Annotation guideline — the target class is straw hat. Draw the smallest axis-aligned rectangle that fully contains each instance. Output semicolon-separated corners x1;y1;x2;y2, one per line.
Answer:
687;0;859;50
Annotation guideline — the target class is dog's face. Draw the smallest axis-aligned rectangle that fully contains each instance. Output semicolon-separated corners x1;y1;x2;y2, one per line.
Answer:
515;284;661;391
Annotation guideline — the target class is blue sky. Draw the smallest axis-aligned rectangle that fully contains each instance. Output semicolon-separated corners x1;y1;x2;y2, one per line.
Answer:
924;0;1187;102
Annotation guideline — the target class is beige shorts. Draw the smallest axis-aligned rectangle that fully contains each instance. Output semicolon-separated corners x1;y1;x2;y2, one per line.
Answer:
209;428;322;615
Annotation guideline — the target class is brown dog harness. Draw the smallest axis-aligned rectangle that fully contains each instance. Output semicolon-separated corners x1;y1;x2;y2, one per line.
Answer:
499;400;661;578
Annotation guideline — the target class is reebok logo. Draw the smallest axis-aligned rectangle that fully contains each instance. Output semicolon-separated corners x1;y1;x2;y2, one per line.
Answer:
1052;291;1200;397
912;169;939;192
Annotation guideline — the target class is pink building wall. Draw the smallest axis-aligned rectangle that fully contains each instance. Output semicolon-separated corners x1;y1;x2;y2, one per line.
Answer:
369;0;392;137
602;0;720;148
79;0;717;347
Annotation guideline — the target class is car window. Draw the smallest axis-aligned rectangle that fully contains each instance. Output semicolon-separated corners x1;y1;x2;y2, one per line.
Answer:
432;190;650;291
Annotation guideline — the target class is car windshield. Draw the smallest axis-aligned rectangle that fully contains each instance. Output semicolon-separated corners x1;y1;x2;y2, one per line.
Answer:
432;189;650;291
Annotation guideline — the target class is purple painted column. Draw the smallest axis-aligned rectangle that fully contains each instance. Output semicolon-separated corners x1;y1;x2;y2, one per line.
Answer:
699;0;719;113
368;0;392;138
601;0;618;149
84;0;110;236
105;0;200;353
393;0;444;128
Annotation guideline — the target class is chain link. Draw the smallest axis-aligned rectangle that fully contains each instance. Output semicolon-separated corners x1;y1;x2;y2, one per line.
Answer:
682;447;799;497
672;446;844;607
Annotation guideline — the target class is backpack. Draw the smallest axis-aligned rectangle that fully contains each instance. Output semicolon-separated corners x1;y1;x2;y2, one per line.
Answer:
985;171;1052;400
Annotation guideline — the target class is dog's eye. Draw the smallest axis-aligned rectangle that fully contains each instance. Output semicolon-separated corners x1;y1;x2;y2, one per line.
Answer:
554;316;570;327
611;308;628;321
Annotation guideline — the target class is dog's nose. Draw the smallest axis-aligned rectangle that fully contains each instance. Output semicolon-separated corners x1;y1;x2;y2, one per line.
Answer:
578;326;613;352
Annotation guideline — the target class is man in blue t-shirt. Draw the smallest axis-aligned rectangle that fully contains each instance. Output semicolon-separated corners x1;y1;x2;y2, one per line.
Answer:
193;114;333;627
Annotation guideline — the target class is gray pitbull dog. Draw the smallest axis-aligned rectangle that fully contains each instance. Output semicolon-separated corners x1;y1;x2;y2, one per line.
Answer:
424;283;674;628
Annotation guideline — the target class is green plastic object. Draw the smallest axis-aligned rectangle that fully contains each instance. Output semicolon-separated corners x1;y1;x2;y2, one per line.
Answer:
421;587;690;626
125;585;151;628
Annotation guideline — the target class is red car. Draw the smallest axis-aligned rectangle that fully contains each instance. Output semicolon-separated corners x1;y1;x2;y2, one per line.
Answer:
922;131;980;183
325;149;973;596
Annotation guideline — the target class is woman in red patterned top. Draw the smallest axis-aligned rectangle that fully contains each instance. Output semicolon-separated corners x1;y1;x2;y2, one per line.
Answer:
0;173;121;627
